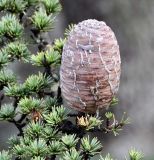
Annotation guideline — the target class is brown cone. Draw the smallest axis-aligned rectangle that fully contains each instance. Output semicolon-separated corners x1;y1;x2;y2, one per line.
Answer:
60;19;121;114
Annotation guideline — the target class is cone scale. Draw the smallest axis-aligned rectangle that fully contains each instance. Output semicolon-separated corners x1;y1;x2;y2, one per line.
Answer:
60;19;121;113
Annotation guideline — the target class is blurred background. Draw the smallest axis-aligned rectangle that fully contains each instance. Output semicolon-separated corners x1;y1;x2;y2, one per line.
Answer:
0;0;154;159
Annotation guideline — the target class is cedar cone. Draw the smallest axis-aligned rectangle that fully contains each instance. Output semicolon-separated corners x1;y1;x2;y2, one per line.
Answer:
60;19;121;114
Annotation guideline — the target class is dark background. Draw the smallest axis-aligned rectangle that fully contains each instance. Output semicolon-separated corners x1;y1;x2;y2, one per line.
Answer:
1;0;154;159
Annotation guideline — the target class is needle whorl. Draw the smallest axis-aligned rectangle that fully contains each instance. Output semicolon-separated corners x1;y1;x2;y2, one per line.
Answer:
60;19;121;113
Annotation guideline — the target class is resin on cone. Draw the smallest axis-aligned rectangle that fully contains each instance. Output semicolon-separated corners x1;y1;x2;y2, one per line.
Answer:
60;19;121;114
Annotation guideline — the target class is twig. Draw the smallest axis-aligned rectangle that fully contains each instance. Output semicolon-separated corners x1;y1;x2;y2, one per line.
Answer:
44;91;54;97
17;114;27;123
106;117;110;127
59;120;85;136
13;97;19;111
0;92;4;108
68;112;85;117
15;157;21;160
57;86;62;105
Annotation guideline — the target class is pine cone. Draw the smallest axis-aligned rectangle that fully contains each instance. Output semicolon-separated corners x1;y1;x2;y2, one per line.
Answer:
60;19;121;114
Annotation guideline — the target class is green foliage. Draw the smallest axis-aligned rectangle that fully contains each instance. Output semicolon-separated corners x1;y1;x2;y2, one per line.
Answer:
60;148;82;160
19;97;43;114
4;41;31;61
19;136;32;146
0;70;16;89
0;50;9;69
41;126;59;140
25;0;38;6
112;112;130;136
12;144;27;158
31;47;61;67
110;96;119;106
45;97;58;109
99;154;114;160
43;106;68;126
81;136;102;157
0;0;8;11
87;116;103;130
77;116;103;130
48;140;65;155
61;134;79;149
105;112;113;119
41;0;62;15
129;148;144;160
0;104;15;120
53;38;66;53
121;112;131;125
103;112;130;136
4;83;27;98
11;137;31;158
24;122;44;138
64;24;75;37
0;14;23;39
24;72;52;93
12;138;48;159
0;150;12;160
0;0;27;13
31;7;55;32
26;139;48;157
8;136;20;147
